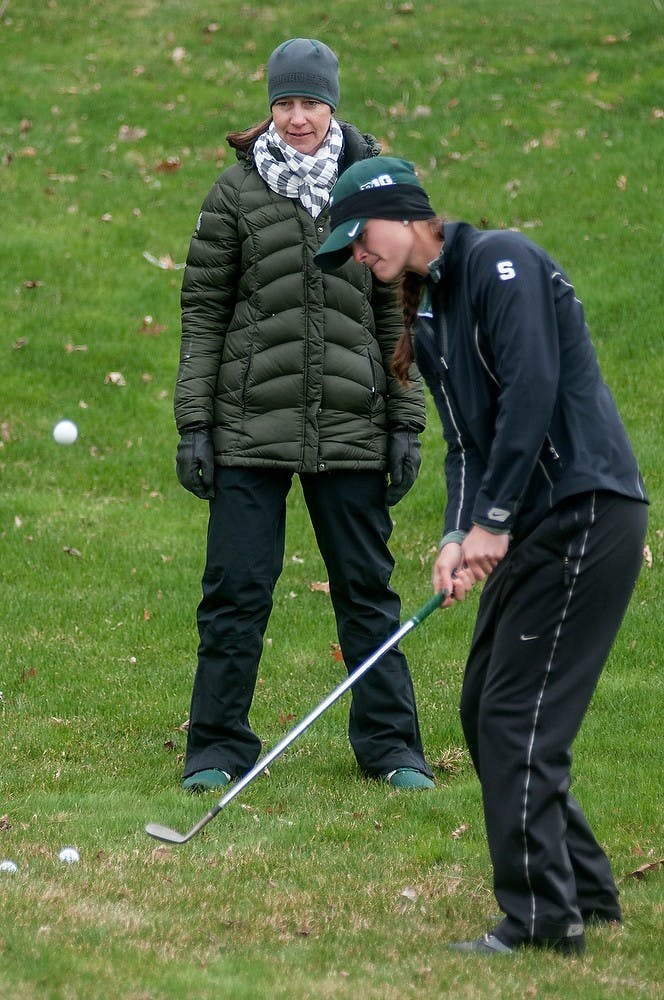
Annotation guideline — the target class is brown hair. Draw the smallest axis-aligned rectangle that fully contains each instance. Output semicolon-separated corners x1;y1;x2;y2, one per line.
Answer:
226;118;271;152
392;218;445;385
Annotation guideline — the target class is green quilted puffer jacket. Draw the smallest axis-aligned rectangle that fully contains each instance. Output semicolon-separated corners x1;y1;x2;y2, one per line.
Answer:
174;121;425;472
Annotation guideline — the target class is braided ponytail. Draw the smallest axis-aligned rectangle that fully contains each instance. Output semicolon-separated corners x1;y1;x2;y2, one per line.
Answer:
392;271;425;385
391;218;445;385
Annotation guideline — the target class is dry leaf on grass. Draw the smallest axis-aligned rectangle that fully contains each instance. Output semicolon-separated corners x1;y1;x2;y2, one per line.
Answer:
151;846;172;861
155;156;182;173
118;125;147;141
433;746;468;774
137;315;166;335
622;858;664;881
451;823;470;839
397;885;419;913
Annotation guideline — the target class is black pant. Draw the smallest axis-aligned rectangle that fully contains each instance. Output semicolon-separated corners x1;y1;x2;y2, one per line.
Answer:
459;491;647;944
184;467;432;780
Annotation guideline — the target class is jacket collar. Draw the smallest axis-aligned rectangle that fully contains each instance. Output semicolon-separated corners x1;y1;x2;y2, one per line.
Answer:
425;221;465;286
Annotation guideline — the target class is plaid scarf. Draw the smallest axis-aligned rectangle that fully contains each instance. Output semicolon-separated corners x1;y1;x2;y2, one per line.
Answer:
253;118;343;218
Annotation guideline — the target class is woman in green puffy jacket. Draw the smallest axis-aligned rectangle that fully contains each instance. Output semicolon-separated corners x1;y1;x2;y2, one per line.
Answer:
173;39;434;793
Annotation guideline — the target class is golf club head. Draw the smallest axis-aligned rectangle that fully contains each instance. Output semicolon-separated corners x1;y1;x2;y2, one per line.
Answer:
144;823;192;845
142;592;447;846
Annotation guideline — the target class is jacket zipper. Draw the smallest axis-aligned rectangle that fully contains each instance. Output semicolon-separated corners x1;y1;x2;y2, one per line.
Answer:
241;343;254;413
438;372;467;532
546;435;560;461
367;353;377;415
440;312;449;360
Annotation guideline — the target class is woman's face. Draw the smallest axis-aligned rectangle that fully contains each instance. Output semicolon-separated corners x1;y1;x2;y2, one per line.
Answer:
271;97;333;155
351;219;416;281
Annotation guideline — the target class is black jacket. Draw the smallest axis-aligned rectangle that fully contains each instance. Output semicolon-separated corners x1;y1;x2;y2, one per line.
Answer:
414;222;647;542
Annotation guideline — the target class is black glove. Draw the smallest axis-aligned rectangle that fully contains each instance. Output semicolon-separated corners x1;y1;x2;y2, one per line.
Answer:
176;426;215;499
386;426;421;506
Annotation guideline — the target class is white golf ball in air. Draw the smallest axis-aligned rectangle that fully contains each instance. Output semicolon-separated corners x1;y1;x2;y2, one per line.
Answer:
0;859;19;873
53;419;78;445
58;846;80;864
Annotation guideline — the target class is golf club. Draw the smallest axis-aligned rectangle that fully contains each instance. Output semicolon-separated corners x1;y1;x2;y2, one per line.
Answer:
145;589;447;845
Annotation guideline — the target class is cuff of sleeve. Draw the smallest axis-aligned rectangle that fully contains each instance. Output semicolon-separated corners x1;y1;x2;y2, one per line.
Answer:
388;421;424;433
179;421;210;433
439;530;467;549
472;522;511;536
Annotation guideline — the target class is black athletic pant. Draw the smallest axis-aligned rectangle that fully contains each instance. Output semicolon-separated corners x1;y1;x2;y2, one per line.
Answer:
184;466;432;780
459;491;647;945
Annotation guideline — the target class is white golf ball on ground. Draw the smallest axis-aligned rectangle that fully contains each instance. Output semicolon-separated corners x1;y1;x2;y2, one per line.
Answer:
0;859;19;873
58;847;80;864
53;419;78;445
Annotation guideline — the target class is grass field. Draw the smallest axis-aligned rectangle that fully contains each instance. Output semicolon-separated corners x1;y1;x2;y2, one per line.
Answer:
1;1;662;997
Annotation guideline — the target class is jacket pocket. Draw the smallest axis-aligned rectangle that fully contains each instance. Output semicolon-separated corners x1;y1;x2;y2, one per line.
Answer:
367;352;379;416
240;342;254;416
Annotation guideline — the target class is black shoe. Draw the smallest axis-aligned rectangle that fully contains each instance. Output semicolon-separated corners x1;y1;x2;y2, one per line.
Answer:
539;934;586;955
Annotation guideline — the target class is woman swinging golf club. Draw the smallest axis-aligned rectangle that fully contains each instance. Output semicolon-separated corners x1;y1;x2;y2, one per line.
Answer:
315;157;648;955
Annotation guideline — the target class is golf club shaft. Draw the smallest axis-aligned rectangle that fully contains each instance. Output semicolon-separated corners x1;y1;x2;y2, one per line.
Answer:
146;590;446;843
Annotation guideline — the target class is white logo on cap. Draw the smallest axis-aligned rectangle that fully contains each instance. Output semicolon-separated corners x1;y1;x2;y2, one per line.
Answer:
347;221;361;238
360;173;395;190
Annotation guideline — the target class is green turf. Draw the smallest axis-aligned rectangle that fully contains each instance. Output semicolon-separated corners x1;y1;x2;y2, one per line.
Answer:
1;1;662;997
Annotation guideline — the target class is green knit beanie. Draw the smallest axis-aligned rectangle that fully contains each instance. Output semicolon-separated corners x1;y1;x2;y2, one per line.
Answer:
267;38;340;110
